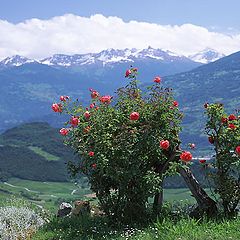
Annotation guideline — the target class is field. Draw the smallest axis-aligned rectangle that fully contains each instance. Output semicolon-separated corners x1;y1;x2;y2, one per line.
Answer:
0;178;92;211
0;178;204;213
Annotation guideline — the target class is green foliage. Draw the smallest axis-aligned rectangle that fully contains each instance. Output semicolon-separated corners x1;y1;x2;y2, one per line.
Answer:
59;68;184;223
205;103;240;215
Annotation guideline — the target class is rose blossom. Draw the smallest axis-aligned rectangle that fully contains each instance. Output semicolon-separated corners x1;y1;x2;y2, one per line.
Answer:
70;116;79;127
52;103;62;113
99;95;112;104
180;151;192;162
173;101;179;107
88;151;94;157
91;90;99;99
92;163;97;168
228;114;237;121
59;128;69;136
60;95;69;101
235;146;240;156
228;123;236;130
84;111;91;119
221;117;228;123
130;112;140;121
90;103;95;109
160;140;170;150
154;76;161;83
125;69;131;77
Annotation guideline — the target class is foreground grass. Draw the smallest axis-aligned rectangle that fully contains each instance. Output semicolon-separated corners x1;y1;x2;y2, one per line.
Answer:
33;215;240;240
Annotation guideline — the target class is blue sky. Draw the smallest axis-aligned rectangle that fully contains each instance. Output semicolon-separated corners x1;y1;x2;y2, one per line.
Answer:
0;0;240;60
1;0;239;32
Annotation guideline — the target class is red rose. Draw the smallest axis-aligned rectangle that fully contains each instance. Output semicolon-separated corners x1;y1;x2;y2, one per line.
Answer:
180;151;192;162
221;117;228;123
90;103;95;109
208;136;214;144
88;151;94;157
52;103;62;113
130;112;140;121
84;111;91;119
92;163;97;168
99;95;112;104
59;128;69;136
199;159;206;164
91;90;99;99
228;123;236;130
60;96;65;101
125;69;131;77
173;101;179;107
154;76;161;83
235;146;240;156
228;114;237;121
70;117;79;127
160;140;170;150
60;95;69;102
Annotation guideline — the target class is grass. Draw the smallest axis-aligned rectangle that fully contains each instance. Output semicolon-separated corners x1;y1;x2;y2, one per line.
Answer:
33;214;240;240
28;146;60;161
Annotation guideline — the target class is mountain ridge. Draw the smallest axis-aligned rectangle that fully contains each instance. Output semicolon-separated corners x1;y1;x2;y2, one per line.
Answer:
0;47;225;68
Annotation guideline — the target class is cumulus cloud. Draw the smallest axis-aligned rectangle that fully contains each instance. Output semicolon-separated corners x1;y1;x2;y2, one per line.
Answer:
0;14;240;60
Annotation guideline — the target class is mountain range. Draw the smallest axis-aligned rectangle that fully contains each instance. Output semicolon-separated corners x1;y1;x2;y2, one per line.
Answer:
0;47;206;132
0;46;238;151
0;47;224;68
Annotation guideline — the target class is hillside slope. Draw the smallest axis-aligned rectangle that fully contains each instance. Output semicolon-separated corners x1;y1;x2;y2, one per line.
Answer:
163;51;240;148
0;122;77;181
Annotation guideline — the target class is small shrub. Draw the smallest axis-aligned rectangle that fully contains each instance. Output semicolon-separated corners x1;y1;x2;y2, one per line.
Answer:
205;103;240;216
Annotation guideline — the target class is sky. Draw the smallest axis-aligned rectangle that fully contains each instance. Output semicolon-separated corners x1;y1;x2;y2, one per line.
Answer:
0;0;240;60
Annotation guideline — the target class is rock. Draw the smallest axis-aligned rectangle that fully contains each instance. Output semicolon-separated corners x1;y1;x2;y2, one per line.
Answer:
57;202;72;217
71;200;90;216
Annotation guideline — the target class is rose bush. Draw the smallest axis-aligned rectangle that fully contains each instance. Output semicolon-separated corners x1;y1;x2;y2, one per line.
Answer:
52;67;219;222
205;103;240;216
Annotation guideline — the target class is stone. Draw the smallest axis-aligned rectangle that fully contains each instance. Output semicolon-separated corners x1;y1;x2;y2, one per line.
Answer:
57;202;72;217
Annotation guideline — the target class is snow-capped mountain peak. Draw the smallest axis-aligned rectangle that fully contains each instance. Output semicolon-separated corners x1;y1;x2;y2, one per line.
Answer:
188;48;225;64
0;55;36;67
0;47;227;68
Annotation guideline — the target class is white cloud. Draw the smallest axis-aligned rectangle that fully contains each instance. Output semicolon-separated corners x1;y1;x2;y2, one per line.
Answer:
0;14;240;60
